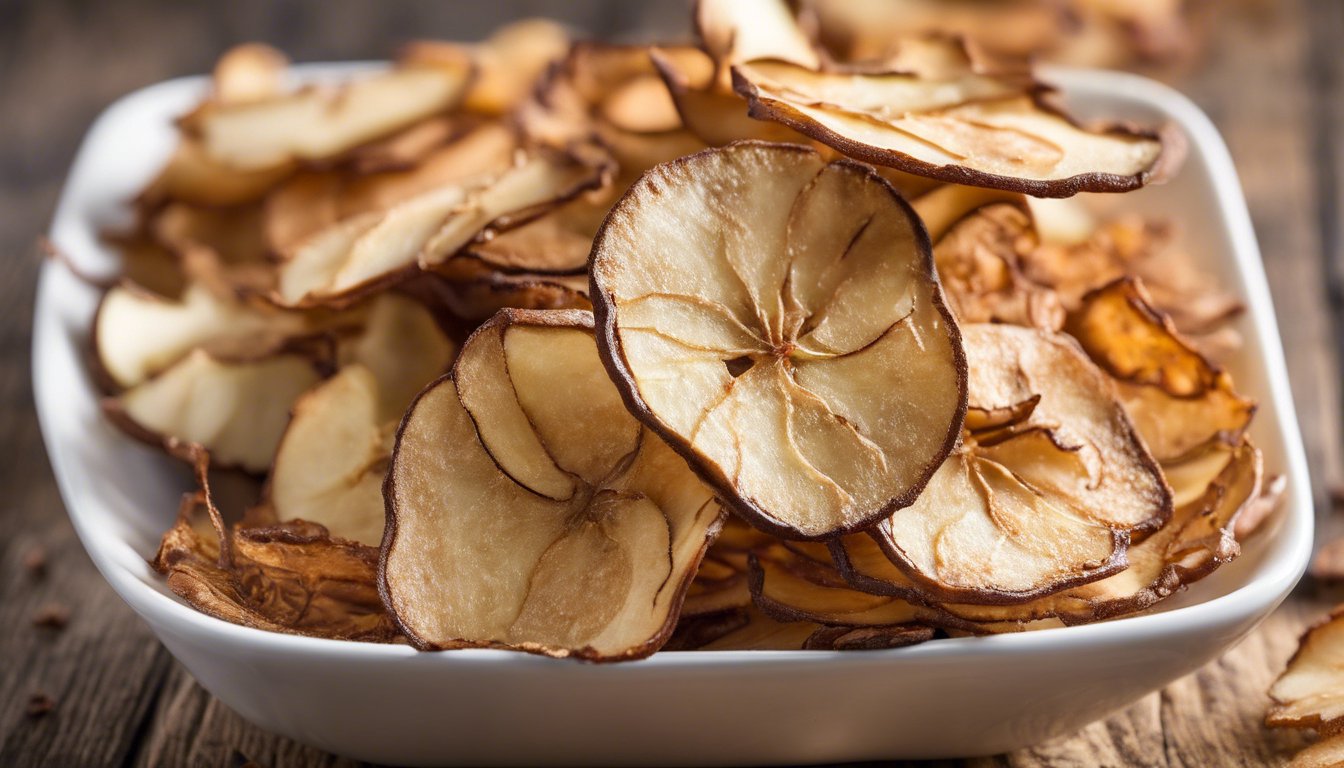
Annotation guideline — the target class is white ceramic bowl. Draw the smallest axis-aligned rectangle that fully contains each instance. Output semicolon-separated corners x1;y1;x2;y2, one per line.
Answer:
34;65;1313;765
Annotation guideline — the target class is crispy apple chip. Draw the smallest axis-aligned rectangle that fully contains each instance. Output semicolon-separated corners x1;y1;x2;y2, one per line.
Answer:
869;324;1170;603
106;349;323;473
431;272;591;322
912;184;1065;329
591;142;966;539
93;281;319;390
382;309;725;660
274;146;610;307
268;366;391;547
730;35;1182;197
1068;278;1255;461
1270;607;1344;733
184;53;474;172
682;516;774;617
152;488;396;642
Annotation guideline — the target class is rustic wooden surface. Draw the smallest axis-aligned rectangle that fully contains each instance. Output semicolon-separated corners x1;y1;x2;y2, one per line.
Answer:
1;0;1341;766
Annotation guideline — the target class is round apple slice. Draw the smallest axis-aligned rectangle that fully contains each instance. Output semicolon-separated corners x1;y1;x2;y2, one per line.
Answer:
868;324;1172;604
590;142;966;540
382;308;725;660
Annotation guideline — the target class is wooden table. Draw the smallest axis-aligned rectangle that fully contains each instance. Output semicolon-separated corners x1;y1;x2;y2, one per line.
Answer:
2;1;1341;765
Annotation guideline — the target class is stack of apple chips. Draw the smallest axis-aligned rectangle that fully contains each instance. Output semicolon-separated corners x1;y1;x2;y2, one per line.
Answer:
87;1;1279;659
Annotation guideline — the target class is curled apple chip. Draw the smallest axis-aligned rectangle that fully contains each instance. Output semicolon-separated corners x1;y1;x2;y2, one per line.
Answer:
731;35;1182;197
844;439;1260;627
696;0;821;78
652;47;807;147
184;52;474;172
749;543;954;632
912;184;1065;330
869;324;1170;604
1269;606;1344;733
431;272;591;322
274;146;610;307
1283;735;1344;768
92;280;335;390
682;517;773;618
591;142;966;539
382;309;725;660
268;366;392;547
1068;278;1255;462
334;293;457;423
153;488;397;642
105;349;324;473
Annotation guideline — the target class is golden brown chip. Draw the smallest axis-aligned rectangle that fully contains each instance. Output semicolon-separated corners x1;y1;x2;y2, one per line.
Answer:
1068;278;1255;462
682;517;774;618
842;439;1260;627
868;324;1169;604
730;34;1182;197
591;142;966;540
912;185;1065;330
1284;733;1344;768
382;309;725;660
1270;606;1344;734
151;456;397;642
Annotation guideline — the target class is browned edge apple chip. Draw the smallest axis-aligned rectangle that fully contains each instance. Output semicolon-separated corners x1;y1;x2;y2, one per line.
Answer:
1269;605;1344;734
867;324;1171;605
381;308;725;661
590;141;967;541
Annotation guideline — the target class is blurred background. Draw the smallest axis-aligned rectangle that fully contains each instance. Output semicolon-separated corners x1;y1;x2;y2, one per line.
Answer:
1;0;1341;765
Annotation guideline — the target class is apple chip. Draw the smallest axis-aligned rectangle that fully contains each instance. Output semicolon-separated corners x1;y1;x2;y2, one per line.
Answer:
683;606;824;651
431;272;591;322
105;349;323;473
153;488;397;642
461;19;571;115
1068;278;1255;462
184;52;474;172
749;542;956;631
267;366;391;547
382;309;725;660
844;439;1260;627
1270;606;1344;733
652;47;807;147
273;147;610;307
682;516;774;617
334;293;456;423
696;0;821;78
730;35;1183;196
869;324;1170;603
912;184;1065;329
591;142;966;539
93;280;328;390
1284;735;1344;768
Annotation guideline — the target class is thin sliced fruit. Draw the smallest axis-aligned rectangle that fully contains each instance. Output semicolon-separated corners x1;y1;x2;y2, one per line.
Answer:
682;516;773;617
431;272;591;322
152;481;396;641
1285;735;1344;768
1269;605;1344;733
187;54;474;172
850;439;1259;627
268;365;390;546
730;35;1183;197
274;148;610;307
1068;278;1255;462
870;324;1170;604
696;0;821;79
591;142;966;539
335;293;456;423
93;281;328;390
382;309;725;660
106;349;323;473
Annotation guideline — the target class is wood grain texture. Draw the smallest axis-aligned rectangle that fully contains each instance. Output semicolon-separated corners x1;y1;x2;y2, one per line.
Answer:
0;0;1340;766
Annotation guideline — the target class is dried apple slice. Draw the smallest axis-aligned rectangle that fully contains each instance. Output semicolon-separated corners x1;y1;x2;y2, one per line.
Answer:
651;48;805;147
153;489;397;641
730;35;1183;197
1284;735;1344;768
869;324;1170;603
749;543;957;630
382;309;725;660
691;606;824;651
591;142;966;539
105;349;324;473
682;516;774;617
432;272;591;322
1068;278;1255;462
846;439;1260;627
911;185;1065;330
93;281;323;390
696;0;821;78
335;293;456;423
185;53;474;172
267;365;391;546
274;147;610;307
1269;606;1344;733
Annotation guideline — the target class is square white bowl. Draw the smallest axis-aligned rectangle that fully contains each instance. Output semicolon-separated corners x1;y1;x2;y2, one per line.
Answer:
34;65;1313;766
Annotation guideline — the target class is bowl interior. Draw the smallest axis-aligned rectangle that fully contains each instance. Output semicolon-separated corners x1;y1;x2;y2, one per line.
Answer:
34;65;1313;665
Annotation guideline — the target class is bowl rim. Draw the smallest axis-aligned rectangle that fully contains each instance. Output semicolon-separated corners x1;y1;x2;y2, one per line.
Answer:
33;64;1315;670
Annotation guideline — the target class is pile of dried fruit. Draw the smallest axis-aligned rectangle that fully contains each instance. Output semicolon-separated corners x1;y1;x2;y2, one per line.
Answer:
84;0;1284;661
